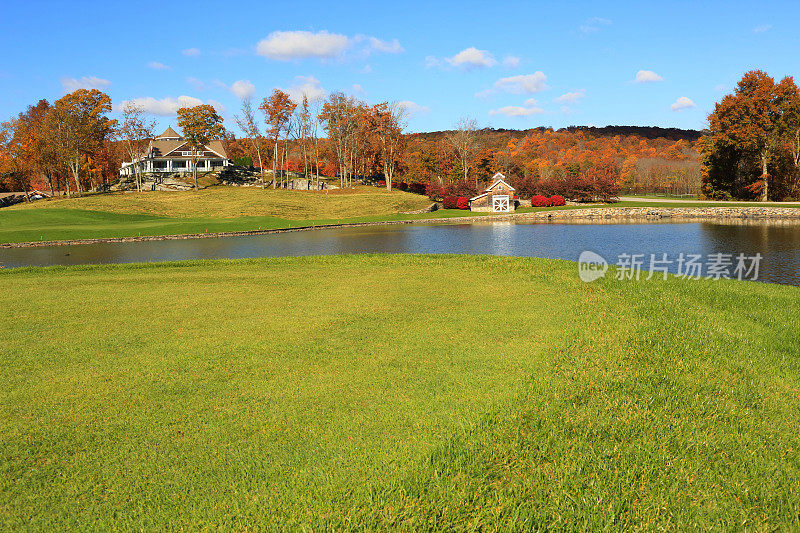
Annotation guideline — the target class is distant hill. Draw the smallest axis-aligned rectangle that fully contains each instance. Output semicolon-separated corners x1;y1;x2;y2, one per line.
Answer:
411;126;705;142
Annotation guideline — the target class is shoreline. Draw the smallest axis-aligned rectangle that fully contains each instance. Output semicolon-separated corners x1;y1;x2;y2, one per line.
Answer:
3;206;800;249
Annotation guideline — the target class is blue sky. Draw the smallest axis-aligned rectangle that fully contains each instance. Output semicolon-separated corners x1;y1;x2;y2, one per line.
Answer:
1;0;797;133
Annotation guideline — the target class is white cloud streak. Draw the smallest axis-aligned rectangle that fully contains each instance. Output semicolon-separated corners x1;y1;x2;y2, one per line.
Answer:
580;17;611;34
282;75;326;103
447;47;497;68
634;70;663;83
489;103;544;117
397;100;430;115
231;80;255;99
492;72;549;94
554;89;586;103
182;48;201;57
60;76;111;92
116;95;224;116
256;30;402;61
670;96;696;111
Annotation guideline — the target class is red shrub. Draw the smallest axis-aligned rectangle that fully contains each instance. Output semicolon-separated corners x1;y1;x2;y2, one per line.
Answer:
409;182;426;195
550;194;566;206
426;182;446;201
456;197;470;210
442;196;459;209
377;180;386;187
531;194;551;207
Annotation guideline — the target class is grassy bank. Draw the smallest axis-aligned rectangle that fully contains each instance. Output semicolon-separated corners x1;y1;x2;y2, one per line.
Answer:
2;255;799;529
2;186;800;244
3;186;434;218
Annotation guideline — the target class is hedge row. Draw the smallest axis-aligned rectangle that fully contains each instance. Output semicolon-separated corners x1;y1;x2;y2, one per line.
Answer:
443;196;471;209
531;194;566;207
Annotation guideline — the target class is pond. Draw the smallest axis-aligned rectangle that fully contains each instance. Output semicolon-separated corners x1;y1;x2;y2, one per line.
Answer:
2;221;800;286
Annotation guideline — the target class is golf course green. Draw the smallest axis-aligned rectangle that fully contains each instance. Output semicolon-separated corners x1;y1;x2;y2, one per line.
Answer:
2;254;799;529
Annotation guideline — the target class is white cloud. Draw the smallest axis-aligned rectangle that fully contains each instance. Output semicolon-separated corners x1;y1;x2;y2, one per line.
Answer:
182;48;201;57
60;76;111;92
491;72;549;94
554;89;586;103
116;95;225;116
186;77;205;91
489;104;544;117
634;70;663;83
503;55;520;68
397;100;430;115
231;80;255;99
424;55;442;68
446;47;497;68
147;61;170;70
352;83;365;94
206;99;226;114
580;17;611;34
670;96;696;111
366;36;404;54
257;30;349;60
283;75;326;103
753;24;772;33
256;30;401;61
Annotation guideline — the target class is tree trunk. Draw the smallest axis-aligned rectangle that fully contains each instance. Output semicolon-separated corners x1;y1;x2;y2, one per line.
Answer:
272;141;278;189
193;154;198;191
761;151;769;202
257;147;264;190
46;170;55;197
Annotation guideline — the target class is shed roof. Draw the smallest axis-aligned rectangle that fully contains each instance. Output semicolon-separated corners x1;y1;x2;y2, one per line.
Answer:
485;173;515;192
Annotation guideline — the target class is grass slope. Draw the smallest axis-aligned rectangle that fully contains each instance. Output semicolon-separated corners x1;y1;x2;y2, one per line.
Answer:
3;186;799;244
2;255;799;529
4;186;433;218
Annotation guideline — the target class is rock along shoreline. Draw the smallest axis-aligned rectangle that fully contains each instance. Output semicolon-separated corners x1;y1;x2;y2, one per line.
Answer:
3;206;800;249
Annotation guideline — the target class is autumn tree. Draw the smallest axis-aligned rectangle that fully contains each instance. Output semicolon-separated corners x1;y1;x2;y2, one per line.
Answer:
704;71;797;201
43;89;115;196
445;116;481;186
777;79;800;197
177;104;225;191
234;97;267;188
373;102;406;191
260;89;296;189
118;101;156;192
0;118;33;197
320;92;356;189
22;100;59;196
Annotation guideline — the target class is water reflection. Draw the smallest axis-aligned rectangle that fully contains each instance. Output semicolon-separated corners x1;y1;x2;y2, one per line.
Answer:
2;221;800;286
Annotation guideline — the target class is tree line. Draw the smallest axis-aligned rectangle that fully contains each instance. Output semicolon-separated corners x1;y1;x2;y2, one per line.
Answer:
232;89;406;191
3;87;704;201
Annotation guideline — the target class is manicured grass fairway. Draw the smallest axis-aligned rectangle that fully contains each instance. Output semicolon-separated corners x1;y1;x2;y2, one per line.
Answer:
2;255;800;529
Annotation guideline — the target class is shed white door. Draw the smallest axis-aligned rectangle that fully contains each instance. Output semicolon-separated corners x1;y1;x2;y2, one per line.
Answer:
493;195;510;212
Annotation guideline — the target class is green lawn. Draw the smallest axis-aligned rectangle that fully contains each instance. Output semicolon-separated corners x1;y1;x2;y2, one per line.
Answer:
2;255;799;529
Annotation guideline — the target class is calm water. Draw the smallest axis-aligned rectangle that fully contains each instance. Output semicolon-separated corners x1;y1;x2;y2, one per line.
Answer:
2;221;800;286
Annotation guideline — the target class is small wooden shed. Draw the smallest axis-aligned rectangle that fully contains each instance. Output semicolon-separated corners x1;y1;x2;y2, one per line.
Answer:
469;173;516;213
